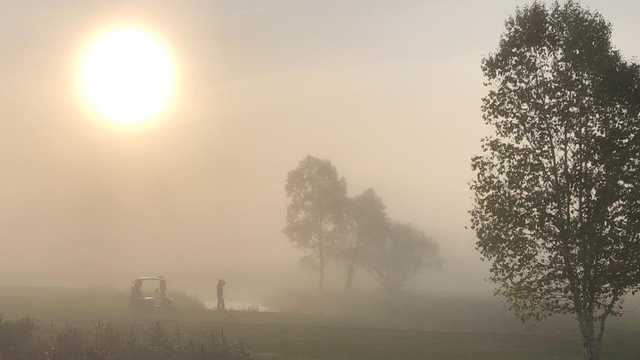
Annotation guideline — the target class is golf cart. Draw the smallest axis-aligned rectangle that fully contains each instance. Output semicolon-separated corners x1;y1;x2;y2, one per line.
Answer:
129;276;176;312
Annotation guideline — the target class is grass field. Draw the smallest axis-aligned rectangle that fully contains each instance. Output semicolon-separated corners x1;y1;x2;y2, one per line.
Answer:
1;287;639;359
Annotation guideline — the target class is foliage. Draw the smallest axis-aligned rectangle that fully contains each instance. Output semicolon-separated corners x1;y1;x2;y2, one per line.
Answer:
365;223;439;291
285;156;439;292
284;156;348;290
471;1;640;359
341;188;389;290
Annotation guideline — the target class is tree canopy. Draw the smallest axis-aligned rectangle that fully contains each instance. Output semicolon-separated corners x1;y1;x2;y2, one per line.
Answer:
284;156;348;290
342;188;389;290
365;223;439;291
471;2;640;359
285;156;439;292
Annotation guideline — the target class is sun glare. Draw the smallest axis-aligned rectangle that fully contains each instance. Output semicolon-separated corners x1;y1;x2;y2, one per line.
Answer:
79;26;175;126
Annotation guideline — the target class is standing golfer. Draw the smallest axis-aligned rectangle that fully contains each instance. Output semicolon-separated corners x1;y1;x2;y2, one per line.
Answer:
217;279;227;311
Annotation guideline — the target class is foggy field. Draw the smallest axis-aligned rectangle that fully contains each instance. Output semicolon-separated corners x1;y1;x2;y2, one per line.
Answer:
4;1;640;359
2;287;640;359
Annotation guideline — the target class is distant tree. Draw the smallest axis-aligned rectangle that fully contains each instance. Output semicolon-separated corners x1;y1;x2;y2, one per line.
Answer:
284;156;348;291
471;2;640;360
299;254;320;273
365;223;438;291
341;188;389;290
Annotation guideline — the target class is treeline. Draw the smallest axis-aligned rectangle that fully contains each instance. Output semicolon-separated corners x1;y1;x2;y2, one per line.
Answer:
284;156;440;292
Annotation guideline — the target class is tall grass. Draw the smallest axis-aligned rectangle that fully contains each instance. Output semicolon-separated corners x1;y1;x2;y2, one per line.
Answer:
0;317;255;360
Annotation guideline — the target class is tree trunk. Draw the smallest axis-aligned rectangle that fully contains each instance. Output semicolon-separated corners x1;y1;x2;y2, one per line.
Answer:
344;247;358;291
582;336;599;360
318;236;325;292
579;318;601;360
344;258;356;290
318;260;325;292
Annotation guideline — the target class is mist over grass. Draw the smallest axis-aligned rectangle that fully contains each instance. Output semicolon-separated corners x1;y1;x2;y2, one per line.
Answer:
2;286;640;359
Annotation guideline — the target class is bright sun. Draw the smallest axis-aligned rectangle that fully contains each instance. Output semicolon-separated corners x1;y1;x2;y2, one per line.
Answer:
79;26;175;126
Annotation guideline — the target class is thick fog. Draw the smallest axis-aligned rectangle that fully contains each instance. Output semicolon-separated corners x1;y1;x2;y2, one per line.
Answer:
1;0;639;302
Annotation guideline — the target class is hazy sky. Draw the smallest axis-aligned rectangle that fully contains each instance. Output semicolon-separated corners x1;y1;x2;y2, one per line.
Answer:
1;0;639;298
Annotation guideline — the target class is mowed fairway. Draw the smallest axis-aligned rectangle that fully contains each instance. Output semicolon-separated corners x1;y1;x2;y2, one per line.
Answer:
157;318;640;360
1;287;639;359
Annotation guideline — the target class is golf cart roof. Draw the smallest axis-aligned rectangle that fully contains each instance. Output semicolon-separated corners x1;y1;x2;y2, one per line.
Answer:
136;276;165;281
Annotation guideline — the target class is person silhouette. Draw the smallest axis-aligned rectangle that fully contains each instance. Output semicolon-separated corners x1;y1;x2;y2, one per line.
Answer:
216;279;227;311
130;279;143;309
